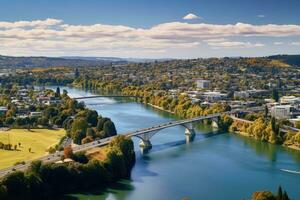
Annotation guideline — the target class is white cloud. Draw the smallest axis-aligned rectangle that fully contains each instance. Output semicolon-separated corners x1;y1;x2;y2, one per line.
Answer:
291;42;300;45
206;39;264;49
0;18;62;29
183;13;200;20
0;18;300;56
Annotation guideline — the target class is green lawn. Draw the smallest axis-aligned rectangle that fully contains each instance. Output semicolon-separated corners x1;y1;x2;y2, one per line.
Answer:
0;129;65;169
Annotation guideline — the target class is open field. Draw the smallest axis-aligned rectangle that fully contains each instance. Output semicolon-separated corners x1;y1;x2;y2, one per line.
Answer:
0;129;65;169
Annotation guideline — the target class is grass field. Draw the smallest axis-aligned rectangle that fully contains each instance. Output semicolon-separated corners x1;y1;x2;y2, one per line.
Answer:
0;129;65;169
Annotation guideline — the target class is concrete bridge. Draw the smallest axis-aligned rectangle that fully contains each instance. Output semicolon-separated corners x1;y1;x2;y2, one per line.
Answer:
127;112;223;149
0;112;228;177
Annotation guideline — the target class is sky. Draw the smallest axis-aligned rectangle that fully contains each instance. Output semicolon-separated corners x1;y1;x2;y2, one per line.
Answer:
0;0;300;58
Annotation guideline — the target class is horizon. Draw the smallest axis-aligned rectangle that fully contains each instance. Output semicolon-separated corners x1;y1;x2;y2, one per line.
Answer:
0;53;299;60
0;0;299;58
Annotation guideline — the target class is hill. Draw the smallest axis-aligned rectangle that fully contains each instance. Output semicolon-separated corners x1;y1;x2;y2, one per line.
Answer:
0;55;127;68
268;55;300;67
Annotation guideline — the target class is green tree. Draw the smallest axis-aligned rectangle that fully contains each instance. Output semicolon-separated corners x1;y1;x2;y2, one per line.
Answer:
272;89;279;102
56;87;60;97
71;118;88;144
96;117;110;132
103;120;117;137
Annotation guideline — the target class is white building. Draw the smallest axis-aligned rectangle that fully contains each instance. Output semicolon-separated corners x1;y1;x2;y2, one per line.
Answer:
196;79;210;89
270;105;292;119
201;91;227;102
280;96;300;109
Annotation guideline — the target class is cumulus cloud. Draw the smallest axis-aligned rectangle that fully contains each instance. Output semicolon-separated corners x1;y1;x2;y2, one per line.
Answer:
183;13;200;20
206;39;264;49
0;18;300;56
0;18;62;29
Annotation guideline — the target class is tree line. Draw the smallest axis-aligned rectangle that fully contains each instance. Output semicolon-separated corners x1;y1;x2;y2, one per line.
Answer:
0;135;135;200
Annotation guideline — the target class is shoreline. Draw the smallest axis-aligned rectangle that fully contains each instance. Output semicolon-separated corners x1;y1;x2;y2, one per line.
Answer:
232;131;300;151
146;103;175;114
56;86;300;152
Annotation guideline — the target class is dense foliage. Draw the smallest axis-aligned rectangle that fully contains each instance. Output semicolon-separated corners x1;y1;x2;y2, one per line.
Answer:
252;186;290;200
0;135;135;200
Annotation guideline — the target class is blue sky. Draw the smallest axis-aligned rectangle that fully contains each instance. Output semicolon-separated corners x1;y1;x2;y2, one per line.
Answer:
0;0;300;58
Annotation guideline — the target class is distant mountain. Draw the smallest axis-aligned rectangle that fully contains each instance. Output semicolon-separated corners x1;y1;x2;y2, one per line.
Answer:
61;56;174;63
61;56;127;62
268;55;300;67
0;55;127;68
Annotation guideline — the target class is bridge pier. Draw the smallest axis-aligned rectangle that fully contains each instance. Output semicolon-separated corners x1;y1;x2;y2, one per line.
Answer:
211;117;219;128
183;123;196;143
139;139;152;149
136;131;157;152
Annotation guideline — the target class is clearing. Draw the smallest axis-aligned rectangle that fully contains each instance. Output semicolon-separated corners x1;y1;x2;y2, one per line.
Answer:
0;129;65;169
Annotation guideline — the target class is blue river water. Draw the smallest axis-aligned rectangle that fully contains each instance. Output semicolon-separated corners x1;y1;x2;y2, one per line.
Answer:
48;86;300;200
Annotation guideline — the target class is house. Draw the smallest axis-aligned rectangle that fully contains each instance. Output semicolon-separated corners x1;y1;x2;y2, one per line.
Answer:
30;112;43;117
200;91;227;102
234;91;249;99
0;106;7;116
196;79;210;89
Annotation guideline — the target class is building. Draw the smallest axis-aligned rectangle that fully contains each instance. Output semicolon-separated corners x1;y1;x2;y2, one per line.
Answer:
234;91;249;99
30;112;43;117
270;105;292;119
201;91;227;102
196;79;210;89
0;106;7;116
280;96;300;109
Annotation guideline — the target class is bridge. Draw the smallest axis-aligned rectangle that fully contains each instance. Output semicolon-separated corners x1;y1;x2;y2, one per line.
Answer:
0;112;228;178
73;95;138;100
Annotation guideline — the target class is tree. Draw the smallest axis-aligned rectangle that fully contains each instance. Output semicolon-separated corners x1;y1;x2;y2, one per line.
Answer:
264;105;268;119
103;120;117;137
56;87;60;96
271;117;279;136
1;171;30;199
277;186;283;200
86;128;96;139
62;89;68;96
252;191;276;200
75;68;80;78
70;118;88;144
272;89;279;102
85;110;98;126
63;146;73;158
71;118;88;135
96;117;110;131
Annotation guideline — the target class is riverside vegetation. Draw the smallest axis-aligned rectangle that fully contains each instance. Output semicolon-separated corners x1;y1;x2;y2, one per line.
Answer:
0;135;135;200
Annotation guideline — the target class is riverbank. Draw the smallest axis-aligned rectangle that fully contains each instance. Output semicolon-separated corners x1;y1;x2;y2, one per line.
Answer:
0;135;136;200
147;100;300;152
146;103;175;114
231;130;300;151
41;86;300;200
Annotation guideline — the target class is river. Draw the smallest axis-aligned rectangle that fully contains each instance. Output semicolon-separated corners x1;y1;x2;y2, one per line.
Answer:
48;86;300;200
